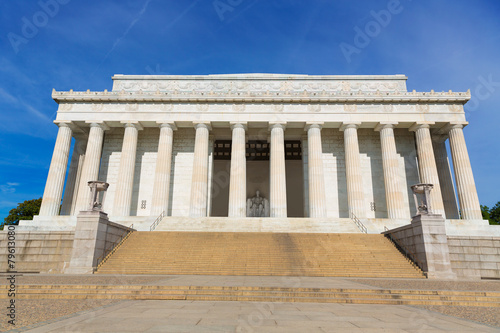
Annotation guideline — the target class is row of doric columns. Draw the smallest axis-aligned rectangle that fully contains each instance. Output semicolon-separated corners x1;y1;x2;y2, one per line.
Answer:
38;121;483;221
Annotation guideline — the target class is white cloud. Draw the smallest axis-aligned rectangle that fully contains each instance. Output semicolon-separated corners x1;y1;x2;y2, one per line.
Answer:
0;183;20;194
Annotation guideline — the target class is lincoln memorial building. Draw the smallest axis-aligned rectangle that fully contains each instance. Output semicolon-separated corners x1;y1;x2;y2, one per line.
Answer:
27;74;492;235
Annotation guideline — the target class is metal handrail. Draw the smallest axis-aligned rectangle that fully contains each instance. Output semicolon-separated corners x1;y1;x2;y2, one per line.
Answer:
150;210;166;231
350;212;367;233
383;226;425;272
94;223;135;271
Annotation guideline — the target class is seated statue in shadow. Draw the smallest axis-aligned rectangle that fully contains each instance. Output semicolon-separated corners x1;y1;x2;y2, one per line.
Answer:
246;190;270;217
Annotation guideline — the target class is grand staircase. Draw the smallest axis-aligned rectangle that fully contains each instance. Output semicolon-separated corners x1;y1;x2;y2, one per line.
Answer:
95;232;424;278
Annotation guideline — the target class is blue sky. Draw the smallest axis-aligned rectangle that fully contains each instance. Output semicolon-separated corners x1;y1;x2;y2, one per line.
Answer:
0;0;499;219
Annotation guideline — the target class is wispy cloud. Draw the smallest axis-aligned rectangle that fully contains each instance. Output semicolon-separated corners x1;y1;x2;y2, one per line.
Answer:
24;103;51;121
0;183;20;194
90;0;153;78
0;88;18;104
106;0;152;59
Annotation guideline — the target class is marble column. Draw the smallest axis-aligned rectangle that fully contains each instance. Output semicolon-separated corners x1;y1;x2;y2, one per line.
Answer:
228;122;247;217
341;123;366;218
39;122;73;216
151;123;176;217
447;124;482;220
113;122;142;216
75;122;107;213
432;135;460;219
269;123;287;217
301;135;310;218
305;123;327;218
61;135;87;215
189;122;211;217
376;123;406;219
410;123;445;216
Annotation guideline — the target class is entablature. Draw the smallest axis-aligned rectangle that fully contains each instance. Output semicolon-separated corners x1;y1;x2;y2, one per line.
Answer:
52;89;471;104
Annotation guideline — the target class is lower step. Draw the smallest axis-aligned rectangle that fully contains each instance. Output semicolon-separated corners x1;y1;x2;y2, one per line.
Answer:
6;294;500;307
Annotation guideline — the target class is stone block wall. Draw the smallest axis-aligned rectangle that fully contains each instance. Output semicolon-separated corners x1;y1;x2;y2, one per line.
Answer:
0;231;74;273
448;236;500;279
104;221;132;253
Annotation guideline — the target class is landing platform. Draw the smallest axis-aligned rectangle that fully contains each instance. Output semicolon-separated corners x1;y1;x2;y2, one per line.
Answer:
20;215;500;237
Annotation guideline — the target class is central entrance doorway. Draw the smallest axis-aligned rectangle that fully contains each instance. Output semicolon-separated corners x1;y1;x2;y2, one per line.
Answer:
210;140;304;217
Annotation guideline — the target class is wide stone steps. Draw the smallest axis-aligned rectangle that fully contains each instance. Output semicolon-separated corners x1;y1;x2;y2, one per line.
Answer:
2;285;499;307
96;232;424;278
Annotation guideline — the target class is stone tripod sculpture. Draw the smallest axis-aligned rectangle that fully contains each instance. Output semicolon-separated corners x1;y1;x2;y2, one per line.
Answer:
247;191;270;217
87;181;109;211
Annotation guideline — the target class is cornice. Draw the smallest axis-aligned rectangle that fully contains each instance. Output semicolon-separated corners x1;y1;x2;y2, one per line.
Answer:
52;89;471;104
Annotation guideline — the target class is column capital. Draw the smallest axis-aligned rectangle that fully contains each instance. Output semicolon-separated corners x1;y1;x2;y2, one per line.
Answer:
54;120;88;134
269;122;286;131
409;122;435;132
121;121;144;131
304;122;324;131
156;122;177;130
340;122;361;131
431;134;448;144
54;120;72;128
230;122;247;131
86;121;110;131
193;122;212;131
374;122;398;132
437;121;468;134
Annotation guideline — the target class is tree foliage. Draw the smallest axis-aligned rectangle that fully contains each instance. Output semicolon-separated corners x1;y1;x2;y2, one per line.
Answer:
481;205;491;222
481;202;500;225
489;202;500;225
3;198;42;227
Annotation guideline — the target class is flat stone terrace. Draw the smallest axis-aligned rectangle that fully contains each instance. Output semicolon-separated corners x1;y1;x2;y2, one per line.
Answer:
1;274;500;332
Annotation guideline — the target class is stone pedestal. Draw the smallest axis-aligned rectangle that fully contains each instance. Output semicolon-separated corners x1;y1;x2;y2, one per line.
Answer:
65;211;110;274
65;210;133;274
411;214;456;279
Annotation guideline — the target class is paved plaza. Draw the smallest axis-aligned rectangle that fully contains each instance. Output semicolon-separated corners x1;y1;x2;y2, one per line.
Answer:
3;275;499;332
13;300;500;333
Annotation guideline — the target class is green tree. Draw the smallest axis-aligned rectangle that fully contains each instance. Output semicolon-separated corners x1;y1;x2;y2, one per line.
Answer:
481;205;491;223
2;198;42;228
489;202;500;225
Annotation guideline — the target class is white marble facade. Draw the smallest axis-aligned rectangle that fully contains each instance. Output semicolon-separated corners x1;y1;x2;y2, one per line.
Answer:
31;74;487;232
